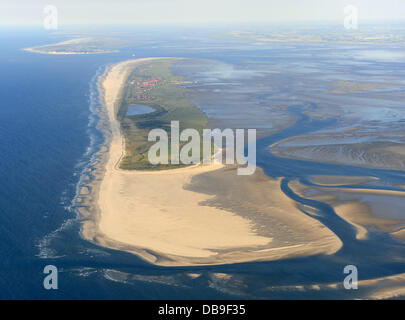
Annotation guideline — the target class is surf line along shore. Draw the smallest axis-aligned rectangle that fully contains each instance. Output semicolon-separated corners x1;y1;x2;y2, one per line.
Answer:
79;58;342;267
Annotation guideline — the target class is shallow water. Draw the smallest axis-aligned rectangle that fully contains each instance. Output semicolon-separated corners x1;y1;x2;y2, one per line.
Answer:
126;105;155;116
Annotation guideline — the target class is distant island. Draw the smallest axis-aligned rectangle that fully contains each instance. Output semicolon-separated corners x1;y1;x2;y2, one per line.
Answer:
23;37;127;55
226;26;405;46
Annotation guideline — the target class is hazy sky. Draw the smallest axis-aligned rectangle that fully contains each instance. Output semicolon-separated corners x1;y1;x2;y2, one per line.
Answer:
1;0;404;25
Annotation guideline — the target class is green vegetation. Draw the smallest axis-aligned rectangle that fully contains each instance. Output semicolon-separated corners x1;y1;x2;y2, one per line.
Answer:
117;59;207;170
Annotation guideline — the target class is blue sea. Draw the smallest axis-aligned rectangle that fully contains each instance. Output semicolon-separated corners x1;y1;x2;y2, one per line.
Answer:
1;26;405;299
1;26;263;299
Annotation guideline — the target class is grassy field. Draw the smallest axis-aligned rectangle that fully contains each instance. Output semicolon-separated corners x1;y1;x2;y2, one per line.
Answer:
117;59;207;170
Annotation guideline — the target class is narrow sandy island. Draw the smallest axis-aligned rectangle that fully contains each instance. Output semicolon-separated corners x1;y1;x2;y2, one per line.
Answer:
81;58;342;266
24;38;120;55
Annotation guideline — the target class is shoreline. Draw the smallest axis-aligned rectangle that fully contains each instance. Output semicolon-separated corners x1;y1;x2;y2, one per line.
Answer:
23;37;120;55
23;47;118;55
79;58;343;267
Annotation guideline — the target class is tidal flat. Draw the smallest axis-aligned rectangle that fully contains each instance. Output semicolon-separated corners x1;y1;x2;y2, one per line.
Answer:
77;43;405;297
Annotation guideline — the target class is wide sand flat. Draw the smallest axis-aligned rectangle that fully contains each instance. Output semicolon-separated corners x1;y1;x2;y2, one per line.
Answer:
82;58;342;266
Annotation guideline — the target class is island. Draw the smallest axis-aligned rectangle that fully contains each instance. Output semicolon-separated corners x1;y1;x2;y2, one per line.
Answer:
24;37;126;55
78;58;342;266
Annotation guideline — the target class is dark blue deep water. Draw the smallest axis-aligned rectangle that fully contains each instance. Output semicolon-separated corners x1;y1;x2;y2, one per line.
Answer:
1;27;405;299
0;30;103;298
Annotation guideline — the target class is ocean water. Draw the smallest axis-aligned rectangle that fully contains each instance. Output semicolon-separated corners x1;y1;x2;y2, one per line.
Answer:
0;30;114;298
1;27;405;299
0;28;253;299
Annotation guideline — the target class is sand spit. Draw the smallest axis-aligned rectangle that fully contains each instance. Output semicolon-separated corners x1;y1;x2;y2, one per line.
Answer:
80;58;342;266
270;272;405;300
23;38;118;55
24;48;117;55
